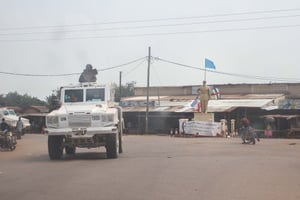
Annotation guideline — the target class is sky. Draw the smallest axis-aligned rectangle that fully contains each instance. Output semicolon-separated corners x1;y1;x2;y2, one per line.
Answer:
0;0;300;100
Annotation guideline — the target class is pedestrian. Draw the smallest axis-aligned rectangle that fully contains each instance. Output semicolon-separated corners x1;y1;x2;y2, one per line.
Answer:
16;117;24;139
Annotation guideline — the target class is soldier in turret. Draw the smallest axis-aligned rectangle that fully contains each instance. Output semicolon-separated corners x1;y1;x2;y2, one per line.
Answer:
79;64;98;83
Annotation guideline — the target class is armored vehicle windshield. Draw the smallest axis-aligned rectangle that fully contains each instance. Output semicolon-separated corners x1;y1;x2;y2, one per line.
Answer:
63;87;106;103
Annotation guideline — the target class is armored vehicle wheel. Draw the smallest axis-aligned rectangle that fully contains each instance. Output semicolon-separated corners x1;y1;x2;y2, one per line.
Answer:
65;146;76;155
118;129;123;154
106;135;118;159
48;135;63;160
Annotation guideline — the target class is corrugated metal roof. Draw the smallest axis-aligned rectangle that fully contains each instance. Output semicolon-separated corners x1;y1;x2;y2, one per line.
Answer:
122;94;284;101
208;99;273;112
220;94;285;99
121;95;277;113
261;114;300;120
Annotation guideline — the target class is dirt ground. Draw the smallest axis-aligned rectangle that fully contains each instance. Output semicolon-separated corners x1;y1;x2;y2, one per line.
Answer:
1;134;300;200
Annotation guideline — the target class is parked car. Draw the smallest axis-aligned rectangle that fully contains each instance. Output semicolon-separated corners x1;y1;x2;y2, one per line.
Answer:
0;108;30;136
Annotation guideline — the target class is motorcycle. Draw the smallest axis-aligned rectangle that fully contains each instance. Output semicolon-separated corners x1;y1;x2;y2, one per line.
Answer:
0;130;17;151
240;126;257;145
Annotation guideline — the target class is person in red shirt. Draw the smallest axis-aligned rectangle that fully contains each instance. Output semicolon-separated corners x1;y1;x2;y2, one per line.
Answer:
240;115;259;144
241;116;250;127
240;115;250;144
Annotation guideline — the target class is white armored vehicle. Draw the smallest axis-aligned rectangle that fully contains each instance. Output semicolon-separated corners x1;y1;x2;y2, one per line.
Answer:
46;81;123;160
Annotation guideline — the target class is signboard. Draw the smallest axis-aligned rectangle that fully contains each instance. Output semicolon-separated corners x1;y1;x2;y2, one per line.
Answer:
179;119;221;136
120;100;155;107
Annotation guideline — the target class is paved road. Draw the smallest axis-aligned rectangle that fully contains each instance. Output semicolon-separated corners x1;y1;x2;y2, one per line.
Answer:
1;134;300;200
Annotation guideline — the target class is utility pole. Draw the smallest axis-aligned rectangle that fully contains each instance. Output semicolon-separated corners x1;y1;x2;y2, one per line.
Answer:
145;47;151;134
119;71;122;102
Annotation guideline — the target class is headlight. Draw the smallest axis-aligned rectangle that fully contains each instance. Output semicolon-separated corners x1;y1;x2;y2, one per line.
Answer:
60;116;67;122
47;116;59;128
102;114;114;122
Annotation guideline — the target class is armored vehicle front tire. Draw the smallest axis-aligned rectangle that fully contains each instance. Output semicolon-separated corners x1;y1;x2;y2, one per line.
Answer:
106;135;118;159
48;135;63;160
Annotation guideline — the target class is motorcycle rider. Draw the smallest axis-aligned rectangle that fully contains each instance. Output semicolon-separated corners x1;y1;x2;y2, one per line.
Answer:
240;115;250;144
0;118;16;150
1;118;10;134
240;115;260;144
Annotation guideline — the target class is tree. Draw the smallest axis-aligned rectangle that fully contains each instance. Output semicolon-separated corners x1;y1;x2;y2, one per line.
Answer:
0;92;46;109
0;94;5;107
113;81;136;102
46;89;61;111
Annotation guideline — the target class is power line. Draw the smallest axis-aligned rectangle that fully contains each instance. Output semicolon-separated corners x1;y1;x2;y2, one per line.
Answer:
1;24;300;42
0;55;299;83
151;61;163;86
99;57;146;71
0;57;146;77
1;8;300;31
123;59;146;77
0;71;81;77
1;14;300;37
155;57;300;82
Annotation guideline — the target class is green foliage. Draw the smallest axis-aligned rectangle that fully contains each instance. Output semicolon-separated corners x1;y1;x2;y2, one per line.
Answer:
0;94;5;106
0;82;135;109
113;81;136;102
45;90;61;111
0;92;46;109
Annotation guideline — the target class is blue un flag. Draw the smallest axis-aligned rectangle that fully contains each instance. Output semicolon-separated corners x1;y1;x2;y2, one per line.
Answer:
205;58;216;69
